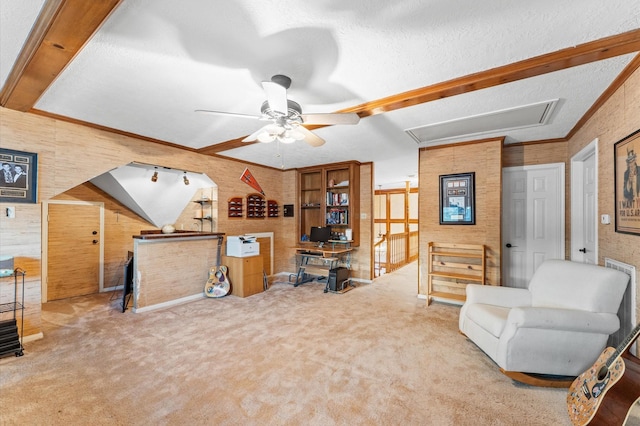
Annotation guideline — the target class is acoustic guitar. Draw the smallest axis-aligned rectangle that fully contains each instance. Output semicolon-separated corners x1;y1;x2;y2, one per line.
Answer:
204;265;231;298
567;322;640;425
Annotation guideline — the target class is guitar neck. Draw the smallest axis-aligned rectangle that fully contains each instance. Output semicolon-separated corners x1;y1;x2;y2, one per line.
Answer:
607;322;640;368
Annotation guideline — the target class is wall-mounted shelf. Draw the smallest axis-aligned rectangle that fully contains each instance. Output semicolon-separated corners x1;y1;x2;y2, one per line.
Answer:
267;200;279;218
228;197;243;218
193;198;213;232
247;193;266;219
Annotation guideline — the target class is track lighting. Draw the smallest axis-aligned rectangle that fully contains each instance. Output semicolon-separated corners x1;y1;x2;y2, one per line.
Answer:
151;169;158;182
183;173;189;185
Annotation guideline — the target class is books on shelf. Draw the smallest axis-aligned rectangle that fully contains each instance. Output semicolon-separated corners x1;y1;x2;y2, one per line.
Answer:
326;191;349;206
326;208;348;225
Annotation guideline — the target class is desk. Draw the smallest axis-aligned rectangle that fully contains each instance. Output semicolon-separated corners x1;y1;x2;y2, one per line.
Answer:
290;246;352;287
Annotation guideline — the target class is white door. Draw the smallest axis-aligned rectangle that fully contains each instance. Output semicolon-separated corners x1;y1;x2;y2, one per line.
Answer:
502;164;565;288
571;139;598;264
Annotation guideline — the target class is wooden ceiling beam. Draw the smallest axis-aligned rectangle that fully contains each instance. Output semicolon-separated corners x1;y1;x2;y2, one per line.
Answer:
0;0;123;111
341;28;640;118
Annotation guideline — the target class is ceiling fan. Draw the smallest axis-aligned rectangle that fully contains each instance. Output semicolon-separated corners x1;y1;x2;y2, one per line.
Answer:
196;75;360;147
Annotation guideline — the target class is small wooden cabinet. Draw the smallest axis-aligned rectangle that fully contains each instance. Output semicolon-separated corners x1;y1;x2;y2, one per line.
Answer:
222;255;264;298
426;242;485;306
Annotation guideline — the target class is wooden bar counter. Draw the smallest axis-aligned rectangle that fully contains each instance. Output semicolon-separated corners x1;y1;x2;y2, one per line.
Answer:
132;231;224;312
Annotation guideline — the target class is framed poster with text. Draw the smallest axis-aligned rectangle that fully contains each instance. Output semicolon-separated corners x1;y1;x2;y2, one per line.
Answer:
439;172;475;225
615;129;640;235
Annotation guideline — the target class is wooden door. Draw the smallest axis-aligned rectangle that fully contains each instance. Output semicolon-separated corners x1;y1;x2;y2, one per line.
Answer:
48;203;101;300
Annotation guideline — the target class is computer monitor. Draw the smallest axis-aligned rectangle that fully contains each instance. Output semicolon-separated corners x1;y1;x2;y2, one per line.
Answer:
310;226;331;245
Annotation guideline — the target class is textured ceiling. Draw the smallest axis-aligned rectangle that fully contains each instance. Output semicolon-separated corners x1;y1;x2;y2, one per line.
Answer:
2;0;640;188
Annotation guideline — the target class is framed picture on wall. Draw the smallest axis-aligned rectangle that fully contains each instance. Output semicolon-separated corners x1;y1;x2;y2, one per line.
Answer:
614;128;640;235
439;172;475;225
0;148;38;204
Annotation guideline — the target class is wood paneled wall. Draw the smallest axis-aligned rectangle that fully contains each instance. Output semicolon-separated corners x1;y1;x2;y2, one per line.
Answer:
0;106;374;338
0;108;289;337
567;62;640;321
418;139;503;295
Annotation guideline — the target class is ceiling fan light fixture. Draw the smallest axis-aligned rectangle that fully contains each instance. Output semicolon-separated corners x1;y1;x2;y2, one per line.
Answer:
257;131;276;143
278;134;297;144
288;128;305;141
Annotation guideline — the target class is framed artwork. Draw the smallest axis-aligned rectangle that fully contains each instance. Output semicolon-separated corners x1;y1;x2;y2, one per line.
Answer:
614;129;640;235
439;172;475;225
0;148;38;204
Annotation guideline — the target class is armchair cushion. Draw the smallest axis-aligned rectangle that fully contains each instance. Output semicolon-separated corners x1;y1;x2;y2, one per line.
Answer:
459;259;629;378
528;259;627;313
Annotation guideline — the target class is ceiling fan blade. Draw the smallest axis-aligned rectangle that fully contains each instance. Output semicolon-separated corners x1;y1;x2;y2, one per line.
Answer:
300;112;360;125
262;81;288;115
195;109;261;120
297;126;325;147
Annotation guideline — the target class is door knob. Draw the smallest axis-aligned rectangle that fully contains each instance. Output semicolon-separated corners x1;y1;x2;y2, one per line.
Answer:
92;230;98;235
579;248;587;253
92;240;98;244
506;243;513;248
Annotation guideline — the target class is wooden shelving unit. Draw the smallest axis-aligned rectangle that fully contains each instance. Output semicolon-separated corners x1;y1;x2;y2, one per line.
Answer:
228;197;243;218
426;242;485;306
298;162;360;246
246;193;266;219
267;200;279;218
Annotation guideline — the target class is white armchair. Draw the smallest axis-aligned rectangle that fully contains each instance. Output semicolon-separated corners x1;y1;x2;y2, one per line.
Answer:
459;259;629;385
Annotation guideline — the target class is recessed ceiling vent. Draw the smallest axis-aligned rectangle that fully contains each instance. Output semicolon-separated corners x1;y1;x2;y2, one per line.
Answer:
406;99;559;145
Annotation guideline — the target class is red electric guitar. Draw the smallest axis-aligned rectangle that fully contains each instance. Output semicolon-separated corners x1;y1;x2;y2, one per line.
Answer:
567;322;640;425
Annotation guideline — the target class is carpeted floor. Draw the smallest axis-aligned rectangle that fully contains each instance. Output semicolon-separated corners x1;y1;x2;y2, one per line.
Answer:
0;263;591;425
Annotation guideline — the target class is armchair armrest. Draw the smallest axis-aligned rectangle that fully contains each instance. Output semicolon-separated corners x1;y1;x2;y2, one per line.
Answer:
507;307;620;335
465;284;531;308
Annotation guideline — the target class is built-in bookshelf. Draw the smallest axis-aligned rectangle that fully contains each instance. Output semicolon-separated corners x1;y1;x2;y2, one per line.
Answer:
298;162;360;246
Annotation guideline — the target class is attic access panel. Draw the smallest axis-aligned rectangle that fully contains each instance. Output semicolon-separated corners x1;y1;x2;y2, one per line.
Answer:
406;99;558;146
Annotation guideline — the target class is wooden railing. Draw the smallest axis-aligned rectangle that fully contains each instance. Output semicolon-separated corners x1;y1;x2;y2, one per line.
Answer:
374;231;419;277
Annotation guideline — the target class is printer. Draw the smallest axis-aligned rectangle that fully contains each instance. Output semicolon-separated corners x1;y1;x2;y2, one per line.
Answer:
226;235;260;257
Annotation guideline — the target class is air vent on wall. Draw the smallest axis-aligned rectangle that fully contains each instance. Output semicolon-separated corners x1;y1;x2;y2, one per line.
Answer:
406;99;559;146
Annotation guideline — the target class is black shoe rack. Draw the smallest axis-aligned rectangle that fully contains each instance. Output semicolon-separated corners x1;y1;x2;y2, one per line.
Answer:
0;268;25;358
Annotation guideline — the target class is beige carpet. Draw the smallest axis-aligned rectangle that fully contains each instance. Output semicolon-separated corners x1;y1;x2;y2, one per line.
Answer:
1;263;576;425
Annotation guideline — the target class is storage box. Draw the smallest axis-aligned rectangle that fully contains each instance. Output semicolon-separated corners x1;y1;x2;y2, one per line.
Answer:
226;236;260;257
